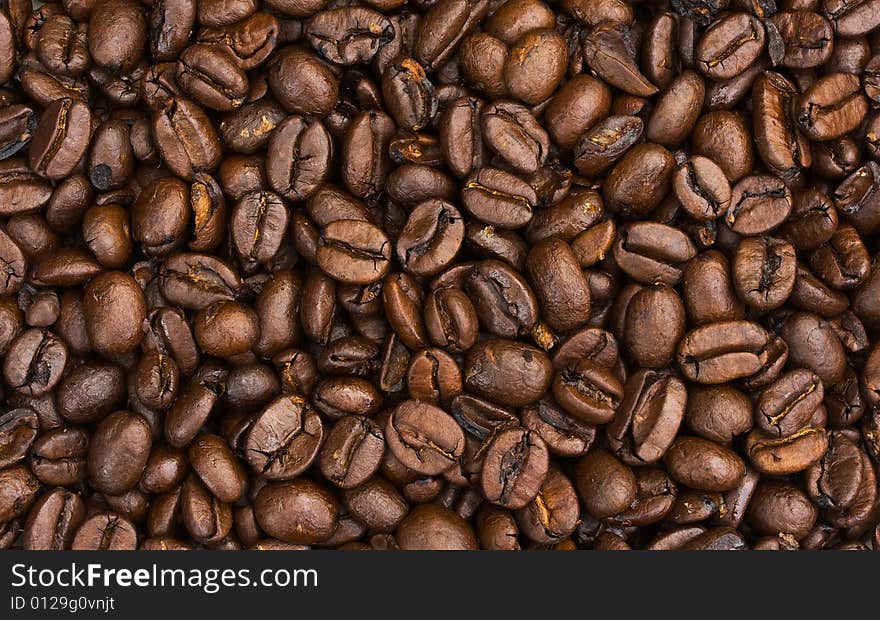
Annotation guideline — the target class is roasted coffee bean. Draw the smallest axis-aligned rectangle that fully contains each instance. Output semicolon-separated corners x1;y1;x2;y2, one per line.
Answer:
481;101;548;175
727;175;793;235
604;144;676;218
22;488;85;550
647;71;705;146
180;474;233;544
424;286;478;353
385;400;464;476
672;156;731;221
733;236;798;311
245;395;323;480
88;0;146;74
177;44;249;112
552;360;623;425
396;504;478;550
317;219;391;284
396;200;464;276
797;73;868;141
583;21;658;97
88;410;152;495
665;437;746;492
756;369;824;437
480;427;549;510
0;408;39;469
521;399;596;459
746;425;829;475
0;105;37;161
406;348;462;405
677;320;772;384
465;339;553;407
575;449;636;519
525;238;591;333
461;167;536;230
153;97;222;181
320;416;384;489
71;512;138;550
29;98;91;181
3;328;67;397
266;116;332;202
613;221;697;285
189;433;247;503
696;13;766;81
608;370;686;465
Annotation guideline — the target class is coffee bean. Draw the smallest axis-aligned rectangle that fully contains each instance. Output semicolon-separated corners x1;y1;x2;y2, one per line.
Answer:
396;504;478;550
245;395;323;480
575;449;636;519
465;339;553;407
255;478;338;544
385;400;465;476
480;427;549;510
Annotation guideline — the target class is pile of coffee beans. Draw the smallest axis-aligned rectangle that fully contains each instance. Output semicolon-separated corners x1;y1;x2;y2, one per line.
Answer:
1;0;879;551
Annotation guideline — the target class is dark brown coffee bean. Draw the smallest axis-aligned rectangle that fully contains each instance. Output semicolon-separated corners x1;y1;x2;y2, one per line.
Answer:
696;13;766;81
0;408;39;469
244;395;323;480
385;400;464;476
665;436;746;492
745;425;829;475
797;73;868;141
88;411;152;495
613;221;697;286
582;21;658;97
160;253;241;311
341;110;396;198
189;433;247;503
28;98;91;181
320;415;384;489
71;512;138;550
608;370;686;465
180;474;233;544
465;339;553;407
481;101;548;175
177;44;249;111
480;427;549;510
194;300;260;358
153;97;222;181
317;219;392;284
396;200;464;276
732;236;797;311
22;488;85;550
677;320;773;384
575;449;636;519
88;0;146;74
461;167;536;230
756;369;824;437
647;71;705;146
552;359;623;425
396;504;478;550
3;328;67;397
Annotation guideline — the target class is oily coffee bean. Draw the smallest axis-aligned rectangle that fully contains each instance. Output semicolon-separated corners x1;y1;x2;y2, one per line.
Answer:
245;395;323;481
396;200;464;276
464;339;553;408
88;410;152;496
22;488;85;550
317;220;392;285
732;236;798;311
480;427;549;510
385;400;465;476
1;0;879;552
